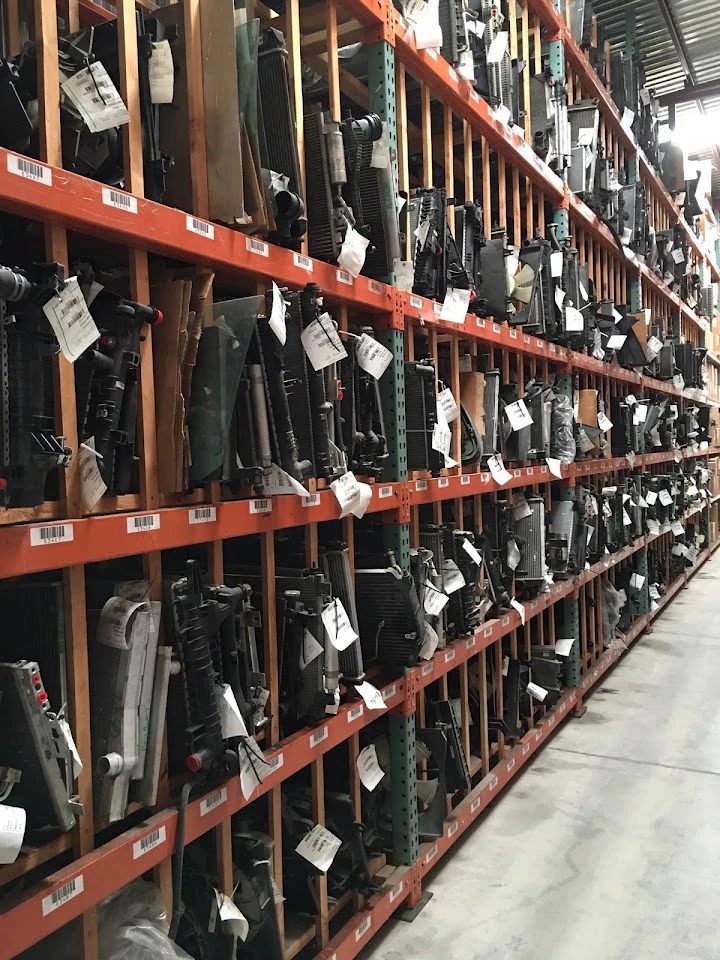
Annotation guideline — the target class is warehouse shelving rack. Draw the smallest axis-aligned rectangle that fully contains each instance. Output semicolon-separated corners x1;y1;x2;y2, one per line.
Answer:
0;0;719;958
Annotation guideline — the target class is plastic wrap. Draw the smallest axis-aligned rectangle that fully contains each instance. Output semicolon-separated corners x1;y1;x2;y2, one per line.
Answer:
601;579;628;649
551;393;577;464
100;880;193;960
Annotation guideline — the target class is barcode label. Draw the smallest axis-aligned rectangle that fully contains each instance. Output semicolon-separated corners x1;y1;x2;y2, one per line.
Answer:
355;917;372;941
416;480;428;491
369;280;383;294
444;649;455;663
267;753;283;771
433;302;442;315
246;236;269;256
438;477;449;488
186;215;215;239
8;154;52;185
348;704;364;722
422;662;434;676
522;743;530;755
200;786;227;815
488;776;498;792
189;506;216;524
42;875;84;915
390;881;404;902
448;821;459;837
379;485;393;498
310;726;328;747
548;715;556;728
427;47;438;59
127;513;160;533
461;475;470;485
102;187;137;213
382;684;397;700
466;636;476;649
250;498;272;514
476;317;485;327
507;758;515;772
471;797;481;813
509;329;517;339
30;523;73;546
426;844;438;863
493;323;501;333
293;253;313;271
132;825;166;859
302;493;320;507
484;626;493;638
448;67;459;82
410;295;423;308
336;269;354;285
469;89;480;102
502;616;510;626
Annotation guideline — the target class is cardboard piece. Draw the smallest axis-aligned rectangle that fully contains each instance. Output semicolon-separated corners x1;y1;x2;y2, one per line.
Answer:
459;372;486;439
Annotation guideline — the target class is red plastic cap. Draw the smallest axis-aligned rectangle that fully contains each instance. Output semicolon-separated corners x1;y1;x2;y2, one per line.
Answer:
153;308;164;325
37;691;48;703
186;753;202;773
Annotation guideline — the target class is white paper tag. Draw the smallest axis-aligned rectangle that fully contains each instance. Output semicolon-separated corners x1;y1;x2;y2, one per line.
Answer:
238;739;273;800
647;335;662;360
630;573;645;590
550;250;563;278
300;629;324;670
438;387;459;423
357;743;384;791
565;306;584;332
597;411;613;433
322;598;359;651
606;335;626;351
331;471;372;519
659;489;673;506
215;890;249;941
0;805;25;864
505;399;533;432
43;277;100;363
62;62;130;133
262;463;308;497
218;684;249;738
645;490;658;505
78;438;107;512
424;585;449;616
355;680;387;711
488;454;512;486
555;637;575;656
394;259;416;291
432;402;452;457
672;248;686;264
546;458;563;478
647;518;660;536
672;520;685;536
58;718;83;780
507;539;521;571
509;493;531;521
577;428;595;453
338;223;370;277
301;314;348;371
510;597;526;625
440;287;470;323
268;281;287;345
621;107;635;129
442;558;466;594
462;537;482;566
487;30;509;62
526;681;548;702
356;333;392;379
295;824;342;872
149;39;174;103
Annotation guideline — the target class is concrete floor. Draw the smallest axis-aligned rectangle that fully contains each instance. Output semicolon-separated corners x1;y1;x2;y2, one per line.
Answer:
362;552;720;960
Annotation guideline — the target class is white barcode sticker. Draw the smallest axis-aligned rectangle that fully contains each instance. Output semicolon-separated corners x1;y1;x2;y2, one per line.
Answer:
425;844;438;863
348;704;364;722
43;277;100;364
42;875;84;916
246;236;269;256
8;153;52;185
438;477;449;488
250;498;273;514
379;485;393;498
382;684;397;700
444;649;456;663
132;825;166;859
416;480;428;491
293;253;313;272
186;215;215;240
102;187;137;214
127;513;160;533
200;787;227;816
410;295;423;309
302;493;321;507
336;268;354;285
30;523;74;546
62;62;130;133
189;506;216;524
390;881;404;902
355;917;372;940
310;726;329;747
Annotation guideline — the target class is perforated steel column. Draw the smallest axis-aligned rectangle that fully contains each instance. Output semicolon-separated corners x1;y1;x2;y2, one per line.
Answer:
388;713;420;865
559;598;581;687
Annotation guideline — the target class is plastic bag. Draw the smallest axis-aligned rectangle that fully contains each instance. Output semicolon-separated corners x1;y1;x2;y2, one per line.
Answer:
600;579;627;649
550;393;577;464
99;879;194;960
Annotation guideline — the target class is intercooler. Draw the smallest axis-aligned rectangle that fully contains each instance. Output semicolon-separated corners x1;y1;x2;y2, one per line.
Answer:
258;29;303;198
510;495;546;595
321;544;365;682
405;360;442;474
355;562;425;667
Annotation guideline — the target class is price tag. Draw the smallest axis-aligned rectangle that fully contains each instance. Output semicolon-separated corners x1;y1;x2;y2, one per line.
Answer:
149;39;174;103
438;387;459;423
672;248;686;264
526;681;548;702
424;586;450;616
322;598;359;651
565;306;584;331
546;458;564;479
487;454;512;486
357;744;384;791
355;680;387;711
504;399;533;432
356;333;392;379
338;223;369;277
440;287;470;323
43;277;100;364
462;537;482;566
442;558;466;594
296;825;342;872
597;411;613;433
555;637;575;656
645;489;658;506
301;314;348;371
238;739;273;800
78;438;107;512
62;62;130;133
647;518;660;536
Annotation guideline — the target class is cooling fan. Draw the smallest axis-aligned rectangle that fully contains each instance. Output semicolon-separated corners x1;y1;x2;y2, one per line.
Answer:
506;254;537;306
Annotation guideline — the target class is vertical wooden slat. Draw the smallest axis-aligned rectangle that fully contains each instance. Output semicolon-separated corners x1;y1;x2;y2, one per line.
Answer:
421;82;432;188
444;107;454;236
326;0;340;119
482;139;492;240
287;0;306;250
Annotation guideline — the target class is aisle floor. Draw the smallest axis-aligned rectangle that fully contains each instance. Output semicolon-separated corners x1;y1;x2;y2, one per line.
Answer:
361;552;720;960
